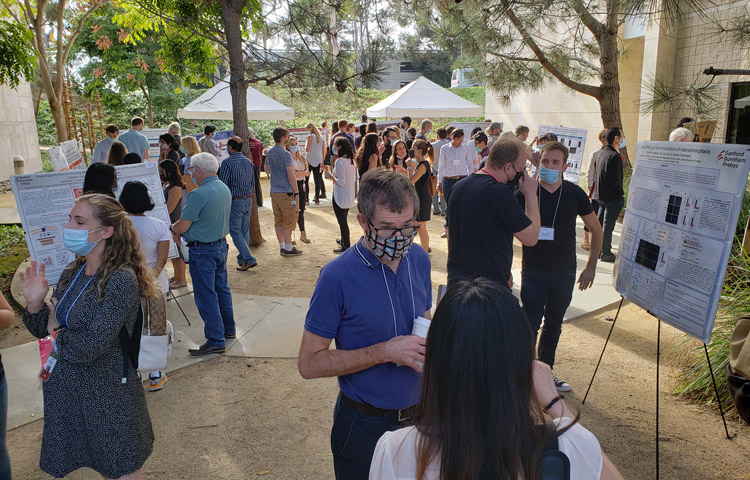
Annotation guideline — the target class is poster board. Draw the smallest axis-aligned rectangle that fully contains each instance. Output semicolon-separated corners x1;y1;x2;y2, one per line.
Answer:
190;130;232;163
288;127;311;148
141;128;170;160
450;121;493;134
48;140;85;171
11;162;177;286
537;125;588;182
613;141;750;343
683;121;717;143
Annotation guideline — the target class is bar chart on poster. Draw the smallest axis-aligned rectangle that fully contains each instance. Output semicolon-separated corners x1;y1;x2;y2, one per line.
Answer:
614;141;750;343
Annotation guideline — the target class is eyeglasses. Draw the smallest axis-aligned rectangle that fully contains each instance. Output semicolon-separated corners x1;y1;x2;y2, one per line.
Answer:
368;218;420;238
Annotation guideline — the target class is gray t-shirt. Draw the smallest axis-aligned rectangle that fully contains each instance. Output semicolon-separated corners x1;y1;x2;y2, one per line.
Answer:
267;145;293;193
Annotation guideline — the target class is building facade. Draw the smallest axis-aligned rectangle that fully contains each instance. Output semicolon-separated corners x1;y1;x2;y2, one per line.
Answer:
0;81;42;181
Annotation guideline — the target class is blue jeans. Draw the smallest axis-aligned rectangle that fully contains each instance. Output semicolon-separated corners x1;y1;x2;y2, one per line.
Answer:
188;239;235;346
330;395;405;480
431;189;446;215
597;196;624;254
521;270;576;369
0;377;10;480
229;197;257;266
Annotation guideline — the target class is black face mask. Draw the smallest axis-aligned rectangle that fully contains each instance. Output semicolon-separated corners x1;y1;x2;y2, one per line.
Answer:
507;169;523;189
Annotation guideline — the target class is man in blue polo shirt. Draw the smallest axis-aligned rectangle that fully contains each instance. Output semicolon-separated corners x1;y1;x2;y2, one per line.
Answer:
171;152;235;356
118;116;150;161
298;169;432;480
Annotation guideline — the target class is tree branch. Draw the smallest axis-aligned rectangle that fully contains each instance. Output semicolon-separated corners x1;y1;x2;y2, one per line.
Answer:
501;1;601;99
569;0;604;39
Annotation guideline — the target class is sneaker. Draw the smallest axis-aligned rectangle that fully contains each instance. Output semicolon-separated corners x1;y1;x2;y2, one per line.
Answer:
281;247;303;256
600;252;616;263
552;374;572;392
188;343;225;356
148;372;167;392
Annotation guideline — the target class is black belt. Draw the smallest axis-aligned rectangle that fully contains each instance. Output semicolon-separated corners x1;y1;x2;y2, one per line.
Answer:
232;194;253;200
340;392;415;423
185;238;225;247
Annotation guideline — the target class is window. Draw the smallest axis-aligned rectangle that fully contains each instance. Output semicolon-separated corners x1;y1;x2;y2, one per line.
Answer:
399;62;419;73
726;82;750;144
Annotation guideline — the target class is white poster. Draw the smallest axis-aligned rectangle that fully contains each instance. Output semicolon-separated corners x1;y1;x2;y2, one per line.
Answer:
140;128;170;160
614;141;750;343
190;130;232;163
48;140;85;171
537;125;588;182
11;162;177;285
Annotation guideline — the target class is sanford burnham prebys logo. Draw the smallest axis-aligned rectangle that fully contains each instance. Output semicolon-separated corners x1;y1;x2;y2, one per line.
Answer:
716;149;748;169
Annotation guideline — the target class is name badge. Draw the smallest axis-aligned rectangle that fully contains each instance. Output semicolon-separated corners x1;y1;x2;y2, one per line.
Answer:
538;227;555;241
39;352;58;382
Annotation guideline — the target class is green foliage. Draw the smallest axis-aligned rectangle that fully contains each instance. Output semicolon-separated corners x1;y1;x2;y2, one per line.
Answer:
40;149;53;172
36;102;58;146
0;225;27;278
671;188;750;415
0;225;24;257
0;19;35;88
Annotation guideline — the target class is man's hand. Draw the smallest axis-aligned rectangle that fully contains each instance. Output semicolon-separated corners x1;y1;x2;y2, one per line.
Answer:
518;169;538;197
383;335;426;372
437;183;443;194
578;265;596;290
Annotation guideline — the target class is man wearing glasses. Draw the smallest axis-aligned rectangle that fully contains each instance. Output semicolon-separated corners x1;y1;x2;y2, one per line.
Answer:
380;127;398;166
298;169;432;480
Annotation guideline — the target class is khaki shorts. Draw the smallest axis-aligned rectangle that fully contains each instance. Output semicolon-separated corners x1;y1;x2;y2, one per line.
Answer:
271;192;299;231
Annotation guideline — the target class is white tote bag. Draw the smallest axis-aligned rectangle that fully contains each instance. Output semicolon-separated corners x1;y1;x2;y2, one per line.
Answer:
137;295;173;372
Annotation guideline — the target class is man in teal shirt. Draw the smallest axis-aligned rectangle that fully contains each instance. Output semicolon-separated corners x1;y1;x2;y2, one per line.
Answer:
118;117;151;161
171;152;235;356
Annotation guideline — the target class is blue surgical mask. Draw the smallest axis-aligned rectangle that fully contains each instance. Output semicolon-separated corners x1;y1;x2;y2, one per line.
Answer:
620;138;626;148
475;145;481;153
191;175;197;184
538;166;560;184
332;145;338;154
63;227;103;256
290;146;299;153
427;129;432;134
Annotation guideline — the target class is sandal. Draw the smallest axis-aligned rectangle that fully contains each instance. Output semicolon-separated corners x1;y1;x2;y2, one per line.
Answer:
170;281;188;289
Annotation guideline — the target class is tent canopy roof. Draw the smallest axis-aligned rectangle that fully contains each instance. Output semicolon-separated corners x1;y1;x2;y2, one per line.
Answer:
366;76;484;119
177;79;294;120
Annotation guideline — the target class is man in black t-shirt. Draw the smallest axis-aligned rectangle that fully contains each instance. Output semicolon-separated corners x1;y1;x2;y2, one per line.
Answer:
447;138;540;289
515;141;602;392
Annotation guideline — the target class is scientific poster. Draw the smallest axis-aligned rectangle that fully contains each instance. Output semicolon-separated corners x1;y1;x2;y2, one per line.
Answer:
614;141;750;343
11;162;177;285
537;125;588;182
450;121;494;135
190;130;232;163
141;128;170;160
48;140;84;171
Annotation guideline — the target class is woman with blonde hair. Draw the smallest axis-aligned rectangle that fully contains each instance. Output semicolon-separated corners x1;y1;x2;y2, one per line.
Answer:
107;141;128;166
288;136;311;243
20;193;155;480
305;122;327;204
180;135;201;192
406;139;434;253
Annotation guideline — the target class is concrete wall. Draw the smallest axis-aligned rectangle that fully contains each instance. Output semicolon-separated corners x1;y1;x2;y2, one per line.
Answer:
0;81;42;181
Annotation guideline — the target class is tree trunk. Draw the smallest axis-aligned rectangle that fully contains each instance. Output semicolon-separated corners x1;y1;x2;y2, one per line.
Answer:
220;0;264;245
50;92;68;143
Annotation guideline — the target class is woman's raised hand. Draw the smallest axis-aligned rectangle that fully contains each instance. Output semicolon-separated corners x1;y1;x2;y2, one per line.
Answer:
19;261;50;314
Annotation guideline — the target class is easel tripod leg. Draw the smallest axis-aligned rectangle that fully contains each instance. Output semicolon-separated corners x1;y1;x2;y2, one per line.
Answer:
583;297;625;404
703;343;733;439
656;319;661;480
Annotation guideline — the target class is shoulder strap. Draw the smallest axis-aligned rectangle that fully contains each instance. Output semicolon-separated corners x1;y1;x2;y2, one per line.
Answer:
540;422;571;480
118;301;143;383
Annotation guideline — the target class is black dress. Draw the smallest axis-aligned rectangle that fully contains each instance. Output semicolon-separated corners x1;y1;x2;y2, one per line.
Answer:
414;160;432;222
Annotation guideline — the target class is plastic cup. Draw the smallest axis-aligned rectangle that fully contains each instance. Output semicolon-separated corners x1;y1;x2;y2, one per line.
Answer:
411;316;431;338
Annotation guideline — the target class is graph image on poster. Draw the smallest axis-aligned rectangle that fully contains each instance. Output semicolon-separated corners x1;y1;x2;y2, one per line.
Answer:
537;125;587;182
11;162;177;285
614;141;750;343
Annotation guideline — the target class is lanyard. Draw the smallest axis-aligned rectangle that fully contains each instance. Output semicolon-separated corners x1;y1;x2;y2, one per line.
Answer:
539;184;563;228
55;263;96;328
381;254;416;336
480;167;502;183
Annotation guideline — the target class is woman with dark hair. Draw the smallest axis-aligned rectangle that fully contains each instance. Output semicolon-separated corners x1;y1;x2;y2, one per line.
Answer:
355;123;367;149
366;122;378;134
107;141;128;166
123;152;142;165
83;163;117;198
159;160;186;289
324;137;356;253
390;139;409;170
159;133;181;164
370;278;623;480
119;181;170;392
355;133;384;180
407;139;434;253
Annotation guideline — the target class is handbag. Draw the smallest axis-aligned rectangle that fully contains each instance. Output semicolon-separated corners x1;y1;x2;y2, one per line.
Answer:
137;294;173;372
428;173;437;197
727;315;750;422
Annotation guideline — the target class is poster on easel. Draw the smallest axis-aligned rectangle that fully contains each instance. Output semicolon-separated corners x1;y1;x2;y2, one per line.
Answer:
537;125;588;182
11;162;178;285
190;130;232;163
48;140;85;171
613;141;750;343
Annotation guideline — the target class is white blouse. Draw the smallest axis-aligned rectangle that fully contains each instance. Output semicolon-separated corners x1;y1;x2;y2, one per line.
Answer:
333;156;356;209
369;417;603;480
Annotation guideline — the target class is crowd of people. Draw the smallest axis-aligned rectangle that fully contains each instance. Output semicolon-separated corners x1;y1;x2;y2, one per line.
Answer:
9;112;637;479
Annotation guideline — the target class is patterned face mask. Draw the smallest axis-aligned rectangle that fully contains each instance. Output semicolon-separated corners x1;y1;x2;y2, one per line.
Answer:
365;220;418;261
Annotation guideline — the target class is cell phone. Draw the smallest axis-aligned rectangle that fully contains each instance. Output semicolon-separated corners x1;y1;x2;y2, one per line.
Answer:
409;150;415;159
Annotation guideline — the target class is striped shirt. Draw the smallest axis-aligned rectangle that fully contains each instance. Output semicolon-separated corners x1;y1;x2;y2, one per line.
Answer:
218;152;255;197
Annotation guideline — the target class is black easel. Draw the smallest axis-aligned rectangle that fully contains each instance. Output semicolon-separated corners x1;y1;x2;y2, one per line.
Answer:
582;296;733;480
167;287;191;326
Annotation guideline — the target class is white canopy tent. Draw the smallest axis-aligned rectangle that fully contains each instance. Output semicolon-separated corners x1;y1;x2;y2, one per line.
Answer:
366;76;484;118
177;79;294;120
734;95;750;109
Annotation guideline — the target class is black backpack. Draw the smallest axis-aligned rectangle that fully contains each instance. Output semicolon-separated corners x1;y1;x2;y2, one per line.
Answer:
541;422;571;480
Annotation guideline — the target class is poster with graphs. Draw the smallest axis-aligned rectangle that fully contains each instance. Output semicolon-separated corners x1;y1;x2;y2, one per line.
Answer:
613;141;750;343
